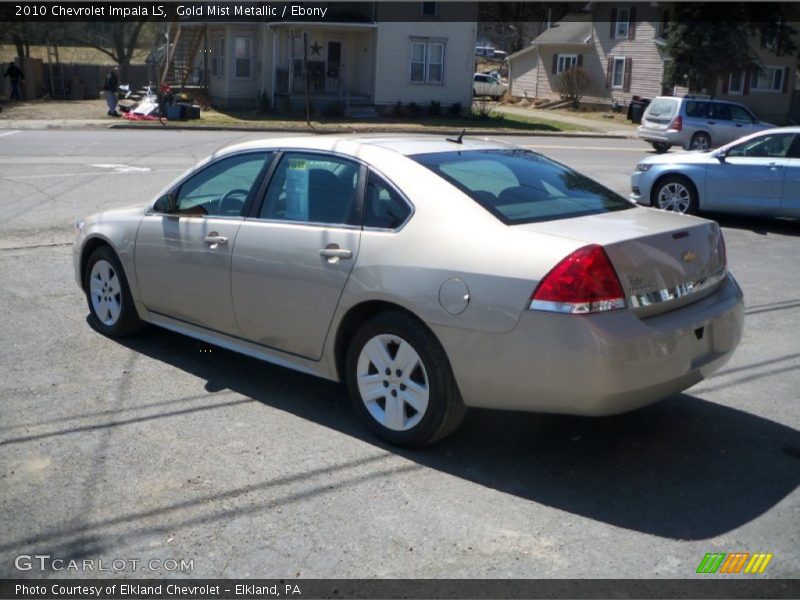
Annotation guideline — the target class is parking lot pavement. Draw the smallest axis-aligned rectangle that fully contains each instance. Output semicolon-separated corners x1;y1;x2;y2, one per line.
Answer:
0;130;798;579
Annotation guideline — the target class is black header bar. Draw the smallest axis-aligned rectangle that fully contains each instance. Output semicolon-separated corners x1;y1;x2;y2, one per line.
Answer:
2;579;800;599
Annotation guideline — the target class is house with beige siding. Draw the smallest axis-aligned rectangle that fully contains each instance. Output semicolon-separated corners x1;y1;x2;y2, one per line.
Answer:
507;6;798;123
171;3;476;114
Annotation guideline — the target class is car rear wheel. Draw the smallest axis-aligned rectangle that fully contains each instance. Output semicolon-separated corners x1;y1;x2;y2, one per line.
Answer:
652;142;671;153
653;176;698;214
84;245;144;337
345;312;466;447
689;132;712;151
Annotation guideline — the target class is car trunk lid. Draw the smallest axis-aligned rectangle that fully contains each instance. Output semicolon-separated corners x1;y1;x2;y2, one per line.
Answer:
519;208;726;318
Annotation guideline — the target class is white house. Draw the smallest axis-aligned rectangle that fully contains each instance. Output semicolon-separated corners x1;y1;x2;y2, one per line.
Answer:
507;6;799;124
171;3;477;114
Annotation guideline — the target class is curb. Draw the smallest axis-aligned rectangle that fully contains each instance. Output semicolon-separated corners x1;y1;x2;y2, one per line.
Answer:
0;120;633;139
106;122;634;139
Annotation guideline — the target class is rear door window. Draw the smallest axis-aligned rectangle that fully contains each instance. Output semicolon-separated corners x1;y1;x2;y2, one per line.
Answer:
259;153;360;225
709;103;731;120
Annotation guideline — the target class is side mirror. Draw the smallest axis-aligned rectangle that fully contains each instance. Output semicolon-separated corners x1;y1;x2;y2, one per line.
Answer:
153;193;178;214
715;150;727;163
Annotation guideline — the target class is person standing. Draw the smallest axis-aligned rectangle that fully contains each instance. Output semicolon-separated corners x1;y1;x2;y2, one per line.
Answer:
102;66;119;116
4;61;25;101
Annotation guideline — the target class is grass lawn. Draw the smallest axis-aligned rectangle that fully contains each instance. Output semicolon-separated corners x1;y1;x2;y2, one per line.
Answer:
192;106;588;133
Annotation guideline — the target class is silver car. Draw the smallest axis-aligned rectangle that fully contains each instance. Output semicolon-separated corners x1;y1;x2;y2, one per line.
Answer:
637;96;774;153
631;127;800;216
74;136;744;446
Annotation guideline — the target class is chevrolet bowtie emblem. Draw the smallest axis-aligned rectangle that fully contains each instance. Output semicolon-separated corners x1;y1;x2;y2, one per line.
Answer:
683;251;697;263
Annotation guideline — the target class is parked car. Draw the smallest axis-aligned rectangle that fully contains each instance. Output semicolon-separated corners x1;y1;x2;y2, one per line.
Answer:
475;44;496;57
473;73;507;99
74;136;743;446
631;127;800;216
637;96;774;153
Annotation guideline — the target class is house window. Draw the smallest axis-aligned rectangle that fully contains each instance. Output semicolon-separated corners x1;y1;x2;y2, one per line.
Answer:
750;66;783;92
234;37;252;79
615;7;630;38
557;54;578;73
410;39;445;84
612;57;625;88
421;2;437;16
728;71;744;94
211;37;224;78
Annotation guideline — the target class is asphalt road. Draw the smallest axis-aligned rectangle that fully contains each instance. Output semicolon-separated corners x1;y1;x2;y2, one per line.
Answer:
0;129;798;580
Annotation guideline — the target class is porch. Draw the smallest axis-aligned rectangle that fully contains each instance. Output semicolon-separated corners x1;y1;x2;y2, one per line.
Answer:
270;23;377;104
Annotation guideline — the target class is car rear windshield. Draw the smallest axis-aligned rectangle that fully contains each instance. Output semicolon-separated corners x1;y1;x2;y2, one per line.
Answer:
645;98;678;121
410;149;633;224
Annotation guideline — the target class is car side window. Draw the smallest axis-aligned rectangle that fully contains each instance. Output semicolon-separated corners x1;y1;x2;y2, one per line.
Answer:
174;152;272;217
729;105;754;123
708;103;731;121
364;172;412;229
727;133;795;158
685;102;708;118
259;153;360;225
787;136;800;159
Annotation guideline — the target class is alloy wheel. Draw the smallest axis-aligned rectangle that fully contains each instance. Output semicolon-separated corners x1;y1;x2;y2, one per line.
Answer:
657;182;692;213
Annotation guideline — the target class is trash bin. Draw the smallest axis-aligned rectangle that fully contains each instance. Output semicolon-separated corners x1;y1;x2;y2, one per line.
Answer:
629;100;643;124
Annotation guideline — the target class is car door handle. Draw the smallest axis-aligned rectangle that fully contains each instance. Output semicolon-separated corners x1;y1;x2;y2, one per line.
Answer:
768;163;781;170
204;234;228;246
319;247;352;259
707;120;716;125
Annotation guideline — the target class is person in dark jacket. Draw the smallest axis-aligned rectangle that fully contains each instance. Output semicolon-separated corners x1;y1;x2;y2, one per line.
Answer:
102;66;119;116
4;61;24;101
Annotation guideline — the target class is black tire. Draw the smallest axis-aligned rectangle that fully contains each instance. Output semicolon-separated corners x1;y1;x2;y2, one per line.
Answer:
652;175;699;215
345;312;466;447
652;142;671;154
689;132;712;151
84;245;144;337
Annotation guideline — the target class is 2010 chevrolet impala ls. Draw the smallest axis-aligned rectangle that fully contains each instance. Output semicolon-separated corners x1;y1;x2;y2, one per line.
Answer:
74;136;744;446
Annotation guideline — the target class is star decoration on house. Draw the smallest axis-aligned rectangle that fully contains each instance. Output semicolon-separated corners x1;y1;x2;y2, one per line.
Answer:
310;41;322;56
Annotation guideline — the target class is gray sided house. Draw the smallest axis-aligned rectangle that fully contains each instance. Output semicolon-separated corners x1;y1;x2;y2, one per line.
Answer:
508;6;799;124
171;3;476;114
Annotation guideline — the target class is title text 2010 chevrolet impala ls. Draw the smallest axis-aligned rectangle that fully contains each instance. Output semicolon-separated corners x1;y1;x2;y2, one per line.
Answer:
73;136;744;446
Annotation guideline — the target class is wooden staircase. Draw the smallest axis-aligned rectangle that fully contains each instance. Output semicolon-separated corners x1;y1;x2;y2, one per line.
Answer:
161;24;204;89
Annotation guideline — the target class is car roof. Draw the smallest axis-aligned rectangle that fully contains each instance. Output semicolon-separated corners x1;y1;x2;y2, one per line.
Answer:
216;135;509;159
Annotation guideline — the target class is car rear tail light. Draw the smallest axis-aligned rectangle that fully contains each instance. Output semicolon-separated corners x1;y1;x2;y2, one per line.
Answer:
530;245;626;314
669;116;683;131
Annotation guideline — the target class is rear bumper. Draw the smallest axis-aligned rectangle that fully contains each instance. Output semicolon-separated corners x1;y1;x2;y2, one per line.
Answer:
637;126;687;148
433;273;744;415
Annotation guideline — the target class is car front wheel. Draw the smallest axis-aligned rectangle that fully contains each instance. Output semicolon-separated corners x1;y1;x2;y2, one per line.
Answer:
84;245;144;337
346;312;466;446
653;175;698;214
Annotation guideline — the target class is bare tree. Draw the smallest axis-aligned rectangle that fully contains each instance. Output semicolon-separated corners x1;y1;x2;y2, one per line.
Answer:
557;67;590;109
66;22;148;82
